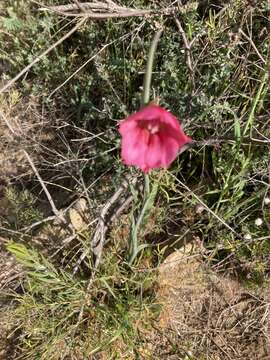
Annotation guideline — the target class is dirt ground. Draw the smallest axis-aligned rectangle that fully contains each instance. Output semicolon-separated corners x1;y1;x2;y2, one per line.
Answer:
147;246;270;360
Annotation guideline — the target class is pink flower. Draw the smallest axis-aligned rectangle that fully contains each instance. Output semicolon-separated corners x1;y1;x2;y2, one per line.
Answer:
118;104;192;173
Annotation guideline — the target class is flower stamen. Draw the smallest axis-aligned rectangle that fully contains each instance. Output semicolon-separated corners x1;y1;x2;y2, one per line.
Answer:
147;123;159;134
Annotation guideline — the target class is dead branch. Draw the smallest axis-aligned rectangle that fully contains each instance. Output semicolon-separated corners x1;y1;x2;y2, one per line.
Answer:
48;37;118;98
43;9;157;19
172;174;240;238
73;0;86;13
174;17;193;74
23;150;73;231
39;1;177;19
19;215;57;233
72;175;139;274
0;110;16;135
239;28;267;65
40;1;126;13
73;174;139;334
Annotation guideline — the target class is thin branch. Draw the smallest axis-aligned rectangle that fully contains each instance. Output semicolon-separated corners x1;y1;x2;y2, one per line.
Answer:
0;236;9;244
0;17;86;94
39;1;177;18
43;9;157;19
48;23;143;98
73;175;139;333
73;0;86;13
239;28;267;65
23;150;69;227
72;175;138;274
171;174;240;237
174;17;193;74
180;138;270;157
39;1;125;12
49;38;118;98
0;110;16;135
19;215;57;233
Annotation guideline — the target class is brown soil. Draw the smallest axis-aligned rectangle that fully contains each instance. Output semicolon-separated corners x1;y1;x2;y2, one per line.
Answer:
146;246;270;360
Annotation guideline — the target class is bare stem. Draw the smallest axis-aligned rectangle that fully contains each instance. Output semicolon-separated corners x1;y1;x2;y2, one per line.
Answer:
142;29;163;105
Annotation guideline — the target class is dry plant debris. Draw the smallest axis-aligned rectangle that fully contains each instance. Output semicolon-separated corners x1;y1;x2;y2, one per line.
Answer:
152;247;270;359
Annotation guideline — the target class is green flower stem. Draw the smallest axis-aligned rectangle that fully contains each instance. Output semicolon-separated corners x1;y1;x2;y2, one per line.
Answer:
129;29;163;265
129;178;159;265
144;173;150;197
142;29;163;106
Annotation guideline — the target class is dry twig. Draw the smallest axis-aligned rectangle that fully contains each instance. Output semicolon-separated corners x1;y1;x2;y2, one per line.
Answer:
0;110;16;135
73;0;86;13
39;1;177;19
40;1;127;13
174;17;193;74
72;175;138;274
171;174;240;237
23;150;72;230
239;28;267;65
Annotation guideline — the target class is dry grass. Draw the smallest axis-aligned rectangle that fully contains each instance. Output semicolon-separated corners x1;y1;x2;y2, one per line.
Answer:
150;246;270;359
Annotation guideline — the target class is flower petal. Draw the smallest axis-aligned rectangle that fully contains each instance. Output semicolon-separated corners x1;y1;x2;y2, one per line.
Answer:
161;122;192;147
159;134;181;167
144;134;163;170
121;128;149;168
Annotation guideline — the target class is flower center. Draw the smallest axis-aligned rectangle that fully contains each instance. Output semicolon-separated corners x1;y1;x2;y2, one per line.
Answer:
147;123;160;134
139;120;160;135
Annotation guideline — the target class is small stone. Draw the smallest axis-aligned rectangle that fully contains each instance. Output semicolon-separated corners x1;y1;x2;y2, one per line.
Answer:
195;204;205;214
244;233;252;241
255;218;263;226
